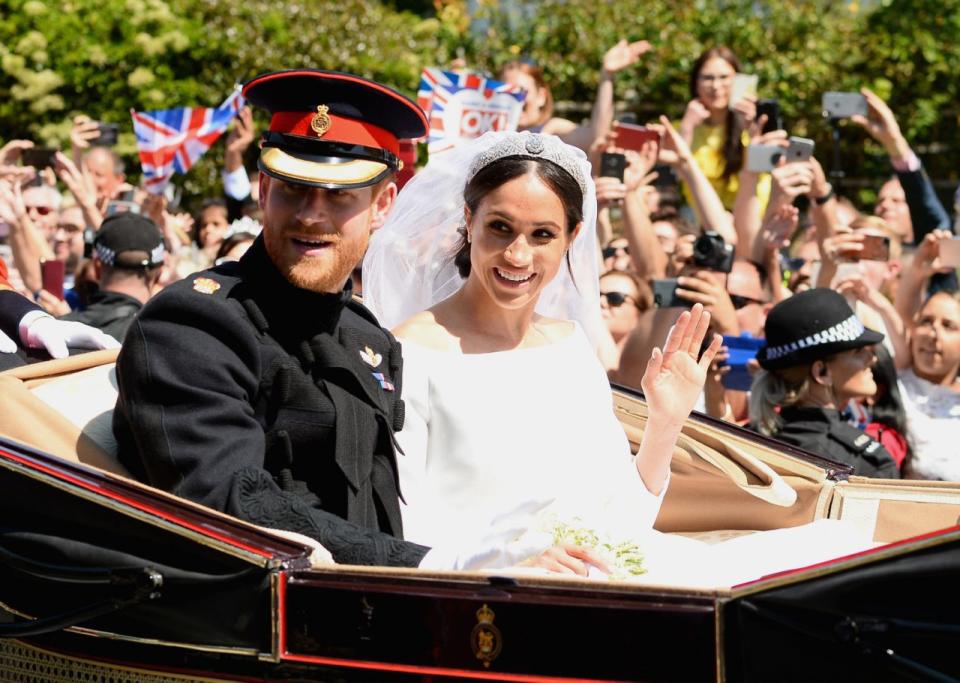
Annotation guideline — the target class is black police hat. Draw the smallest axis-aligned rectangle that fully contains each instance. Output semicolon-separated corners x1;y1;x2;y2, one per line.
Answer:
93;213;166;269
757;288;884;370
242;69;428;190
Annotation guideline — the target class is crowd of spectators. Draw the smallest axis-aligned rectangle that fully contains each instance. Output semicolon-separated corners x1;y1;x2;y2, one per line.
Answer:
1;42;958;483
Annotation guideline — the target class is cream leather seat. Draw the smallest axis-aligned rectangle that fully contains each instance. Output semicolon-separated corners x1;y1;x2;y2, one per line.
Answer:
0;350;334;566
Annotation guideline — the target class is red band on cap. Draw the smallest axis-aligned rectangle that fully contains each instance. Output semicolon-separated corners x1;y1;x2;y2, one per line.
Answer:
269;111;400;157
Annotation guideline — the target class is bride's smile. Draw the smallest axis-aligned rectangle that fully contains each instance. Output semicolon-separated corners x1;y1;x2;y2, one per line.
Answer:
464;172;579;311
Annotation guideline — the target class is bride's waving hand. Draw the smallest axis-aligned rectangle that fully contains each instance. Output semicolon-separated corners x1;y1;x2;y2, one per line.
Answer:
636;304;722;495
643;304;722;422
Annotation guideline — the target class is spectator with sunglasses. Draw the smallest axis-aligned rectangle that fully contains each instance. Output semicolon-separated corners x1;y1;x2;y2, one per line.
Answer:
601;237;632;272
599;269;652;369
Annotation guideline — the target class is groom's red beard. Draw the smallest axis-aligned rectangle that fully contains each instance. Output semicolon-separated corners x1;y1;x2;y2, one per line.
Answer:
263;220;371;294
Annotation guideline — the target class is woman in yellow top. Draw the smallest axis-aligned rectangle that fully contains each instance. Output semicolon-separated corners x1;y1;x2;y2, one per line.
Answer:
678;46;771;214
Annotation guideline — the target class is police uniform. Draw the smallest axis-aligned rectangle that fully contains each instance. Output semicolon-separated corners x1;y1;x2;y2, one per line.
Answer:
772;406;897;478
61;213;166;343
756;288;898;479
113;70;431;566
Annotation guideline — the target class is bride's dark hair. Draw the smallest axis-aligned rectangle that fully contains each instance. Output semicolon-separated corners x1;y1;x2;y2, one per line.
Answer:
454;157;584;278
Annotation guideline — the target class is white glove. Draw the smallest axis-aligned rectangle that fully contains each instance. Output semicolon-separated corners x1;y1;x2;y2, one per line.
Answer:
20;311;121;359
0;328;17;354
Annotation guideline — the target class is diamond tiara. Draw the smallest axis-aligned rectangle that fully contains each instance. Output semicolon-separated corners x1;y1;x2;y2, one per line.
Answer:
465;132;589;196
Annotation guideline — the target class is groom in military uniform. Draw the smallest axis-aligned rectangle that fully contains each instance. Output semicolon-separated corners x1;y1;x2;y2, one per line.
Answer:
114;70;431;566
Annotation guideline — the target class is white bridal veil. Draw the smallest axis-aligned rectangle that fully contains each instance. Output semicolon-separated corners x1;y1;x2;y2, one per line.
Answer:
362;131;603;346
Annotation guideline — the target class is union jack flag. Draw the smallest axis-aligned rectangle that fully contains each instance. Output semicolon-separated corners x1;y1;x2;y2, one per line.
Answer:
131;89;244;194
416;68;525;156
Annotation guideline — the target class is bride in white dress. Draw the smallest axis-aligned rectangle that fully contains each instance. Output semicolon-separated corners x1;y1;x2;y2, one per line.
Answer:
363;132;721;575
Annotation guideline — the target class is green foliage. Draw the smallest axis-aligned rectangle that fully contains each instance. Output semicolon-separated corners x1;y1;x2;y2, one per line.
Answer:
2;0;958;210
0;0;451;203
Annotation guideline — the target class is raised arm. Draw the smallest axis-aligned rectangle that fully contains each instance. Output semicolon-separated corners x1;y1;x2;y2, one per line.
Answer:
852;88;950;243
655;116;736;245
557;40;651;151
895;229;954;327
0;177;47;293
635;303;722;494
734;130;787;257
620;141;667;280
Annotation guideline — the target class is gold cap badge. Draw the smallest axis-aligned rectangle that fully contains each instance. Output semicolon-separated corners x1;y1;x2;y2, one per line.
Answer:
310;105;331;137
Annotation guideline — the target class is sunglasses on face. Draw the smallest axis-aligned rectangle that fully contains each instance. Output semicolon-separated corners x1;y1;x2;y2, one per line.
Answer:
602;245;629;260
600;291;636;308
729;294;765;310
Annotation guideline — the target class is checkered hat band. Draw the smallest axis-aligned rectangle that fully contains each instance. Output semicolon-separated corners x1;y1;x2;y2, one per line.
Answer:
764;314;866;361
94;241;165;267
94;243;117;267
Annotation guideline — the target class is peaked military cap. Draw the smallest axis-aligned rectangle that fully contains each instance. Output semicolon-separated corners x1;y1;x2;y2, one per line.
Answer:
757;288;884;370
242;69;428;189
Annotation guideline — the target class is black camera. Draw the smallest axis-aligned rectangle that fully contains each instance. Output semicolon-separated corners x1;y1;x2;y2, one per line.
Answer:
692;231;734;273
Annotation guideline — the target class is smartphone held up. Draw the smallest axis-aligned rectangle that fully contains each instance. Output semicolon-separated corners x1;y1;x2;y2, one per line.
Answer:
612;122;660;154
729;74;758;110
40;259;65;301
21;148;58;170
599;152;627;182
822;92;868;119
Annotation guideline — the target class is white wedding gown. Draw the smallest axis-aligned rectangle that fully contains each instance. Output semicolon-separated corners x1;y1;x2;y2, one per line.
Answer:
396;323;666;566
396;322;875;583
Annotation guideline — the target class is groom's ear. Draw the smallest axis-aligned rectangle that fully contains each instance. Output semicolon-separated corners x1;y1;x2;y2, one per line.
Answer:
368;180;398;232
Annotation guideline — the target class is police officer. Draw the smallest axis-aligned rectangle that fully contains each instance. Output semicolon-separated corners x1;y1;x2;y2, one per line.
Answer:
113;70;434;566
750;288;898;478
60;213;165;342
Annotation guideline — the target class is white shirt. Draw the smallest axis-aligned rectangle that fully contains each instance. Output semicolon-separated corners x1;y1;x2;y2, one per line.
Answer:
899;368;960;481
397;323;665;569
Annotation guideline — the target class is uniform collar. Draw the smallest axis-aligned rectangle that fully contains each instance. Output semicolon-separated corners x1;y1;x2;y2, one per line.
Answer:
238;235;352;340
86;289;145;309
779;405;842;425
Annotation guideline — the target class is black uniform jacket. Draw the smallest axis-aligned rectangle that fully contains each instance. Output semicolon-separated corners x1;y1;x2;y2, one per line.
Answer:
774;406;899;479
61;290;142;342
113;237;429;567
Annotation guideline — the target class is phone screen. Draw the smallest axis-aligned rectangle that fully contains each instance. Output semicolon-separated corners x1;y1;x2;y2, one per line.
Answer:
22;148;57;169
599;152;626;181
94;123;119;147
40;259;65;300
939;237;960;268
841;234;890;262
652;278;692;309
612;123;660;153
729;74;758;109
757;99;782;133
